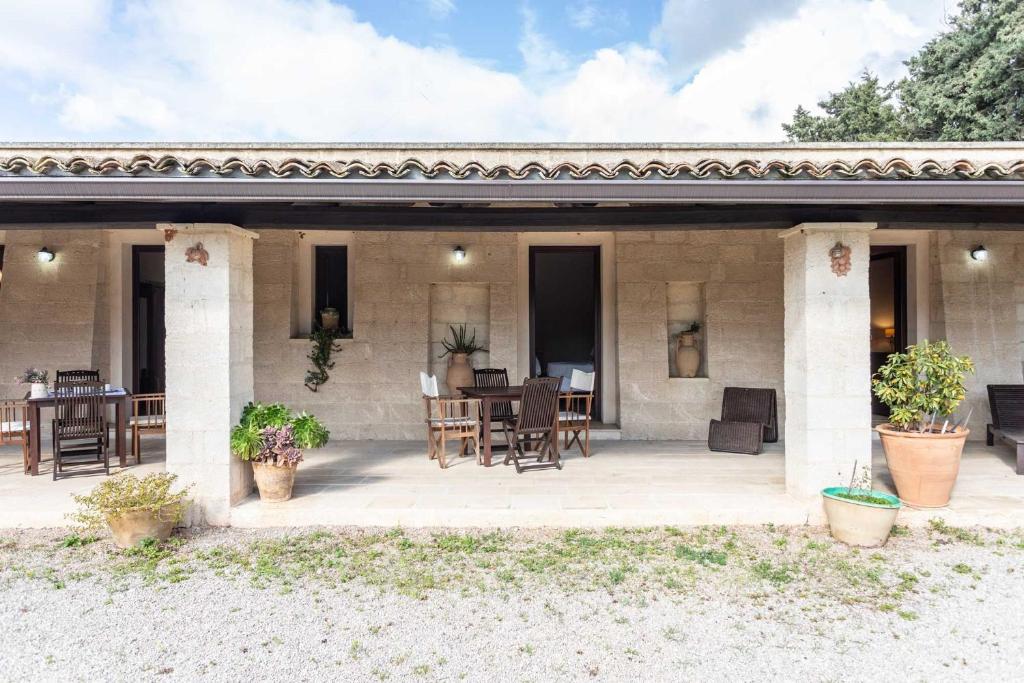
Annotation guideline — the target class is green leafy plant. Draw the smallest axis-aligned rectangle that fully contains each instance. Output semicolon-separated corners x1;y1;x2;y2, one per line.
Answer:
16;367;49;384
438;323;487;358
872;340;974;431
305;327;343;392
69;473;190;530
230;402;330;462
680;321;701;335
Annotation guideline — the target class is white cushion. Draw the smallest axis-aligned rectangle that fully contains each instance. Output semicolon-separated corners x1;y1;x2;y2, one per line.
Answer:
420;372;439;398
558;411;588;422
130;415;166;426
429;416;477;427
1;421;26;432
570;369;596;392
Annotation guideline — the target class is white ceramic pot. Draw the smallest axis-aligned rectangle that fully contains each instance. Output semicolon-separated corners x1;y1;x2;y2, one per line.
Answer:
30;382;48;399
821;487;901;547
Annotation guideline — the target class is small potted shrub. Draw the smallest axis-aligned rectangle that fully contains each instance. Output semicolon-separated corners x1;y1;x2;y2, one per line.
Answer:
70;473;190;549
230;402;330;502
438;323;487;395
873;340;974;508
17;367;49;399
822;465;901;547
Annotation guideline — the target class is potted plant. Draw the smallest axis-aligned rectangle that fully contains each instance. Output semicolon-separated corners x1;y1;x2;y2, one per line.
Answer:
438;323;487;395
822;464;901;547
18;367;49;399
674;322;701;378
70;473;191;549
230;402;330;502
872;340;974;508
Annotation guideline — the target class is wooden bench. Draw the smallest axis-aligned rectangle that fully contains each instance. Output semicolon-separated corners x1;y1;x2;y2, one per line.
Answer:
986;385;1024;475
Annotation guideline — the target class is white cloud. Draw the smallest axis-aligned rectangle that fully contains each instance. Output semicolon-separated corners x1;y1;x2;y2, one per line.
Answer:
422;0;455;20
0;0;951;141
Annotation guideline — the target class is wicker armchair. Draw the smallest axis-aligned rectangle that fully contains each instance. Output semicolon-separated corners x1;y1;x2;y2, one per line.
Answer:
1;399;30;474
558;369;596;457
986;384;1024;475
421;372;481;468
708;387;778;455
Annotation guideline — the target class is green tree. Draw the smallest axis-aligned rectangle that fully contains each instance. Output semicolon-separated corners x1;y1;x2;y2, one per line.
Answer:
782;72;908;142
784;0;1023;142
900;0;1024;141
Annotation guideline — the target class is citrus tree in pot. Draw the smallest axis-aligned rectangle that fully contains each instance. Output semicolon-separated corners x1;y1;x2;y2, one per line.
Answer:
230;402;330;502
872;340;974;508
70;473;191;549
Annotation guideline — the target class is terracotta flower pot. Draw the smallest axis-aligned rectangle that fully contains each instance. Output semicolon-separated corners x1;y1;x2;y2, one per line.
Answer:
106;504;180;549
674;334;700;378
876;424;969;508
252;461;297;502
445;352;474;396
821;487;900;547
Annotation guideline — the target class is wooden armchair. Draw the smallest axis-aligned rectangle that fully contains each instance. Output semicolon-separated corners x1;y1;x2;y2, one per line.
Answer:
421;372;481;468
1;399;30;474
558;369;596;457
53;381;109;480
503;377;561;473
132;393;166;464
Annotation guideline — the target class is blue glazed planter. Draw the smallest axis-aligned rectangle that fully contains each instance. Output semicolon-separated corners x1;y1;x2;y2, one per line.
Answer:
821;487;901;547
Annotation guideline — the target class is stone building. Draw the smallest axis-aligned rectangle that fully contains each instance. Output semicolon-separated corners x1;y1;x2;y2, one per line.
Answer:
1;143;1023;523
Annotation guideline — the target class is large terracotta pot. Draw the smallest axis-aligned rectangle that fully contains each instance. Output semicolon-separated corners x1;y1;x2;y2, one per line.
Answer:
445;352;474;396
876;424;969;508
821;487;900;547
252;461;298;502
106;504;180;549
674;334;700;378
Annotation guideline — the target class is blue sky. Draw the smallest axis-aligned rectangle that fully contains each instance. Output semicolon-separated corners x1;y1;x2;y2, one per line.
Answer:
0;0;951;141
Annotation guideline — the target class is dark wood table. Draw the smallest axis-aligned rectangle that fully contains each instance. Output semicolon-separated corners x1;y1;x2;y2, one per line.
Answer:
26;389;131;476
458;384;563;467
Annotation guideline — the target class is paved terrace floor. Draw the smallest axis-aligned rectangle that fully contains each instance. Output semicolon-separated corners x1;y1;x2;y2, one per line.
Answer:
2;436;1022;529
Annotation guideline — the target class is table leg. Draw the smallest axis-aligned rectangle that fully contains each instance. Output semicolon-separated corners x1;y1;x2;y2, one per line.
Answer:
29;402;41;476
483;396;493;466
116;397;127;468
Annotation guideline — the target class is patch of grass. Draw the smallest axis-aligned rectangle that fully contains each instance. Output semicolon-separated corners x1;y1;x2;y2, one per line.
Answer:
928;519;983;545
751;560;794;585
890;524;911;537
675;545;727;566
897;609;919;621
951;562;972;575
59;533;99;548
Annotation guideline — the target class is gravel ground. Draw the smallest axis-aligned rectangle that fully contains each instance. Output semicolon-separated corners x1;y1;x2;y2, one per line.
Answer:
1;523;1023;682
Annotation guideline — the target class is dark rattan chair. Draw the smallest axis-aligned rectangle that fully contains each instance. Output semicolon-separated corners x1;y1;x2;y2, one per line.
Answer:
986;384;1024;475
503;377;561;473
53;381;109;480
708;387;778;455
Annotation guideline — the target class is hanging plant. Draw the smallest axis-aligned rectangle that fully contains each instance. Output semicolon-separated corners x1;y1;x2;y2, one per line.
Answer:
304;327;343;392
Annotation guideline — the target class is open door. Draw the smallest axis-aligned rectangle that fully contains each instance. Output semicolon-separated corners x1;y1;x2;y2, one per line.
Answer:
132;246;166;395
869;245;908;417
529;246;601;420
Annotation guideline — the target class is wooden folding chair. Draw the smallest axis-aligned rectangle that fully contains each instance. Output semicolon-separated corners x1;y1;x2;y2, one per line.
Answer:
1;399;30;474
502;377;561;473
558;369;596;457
53;381;109;480
421;372;481;468
131;393;166;464
473;368;515;450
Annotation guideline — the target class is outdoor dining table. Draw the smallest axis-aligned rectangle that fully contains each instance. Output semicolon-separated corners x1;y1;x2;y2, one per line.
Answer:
458;384;564;467
25;388;131;476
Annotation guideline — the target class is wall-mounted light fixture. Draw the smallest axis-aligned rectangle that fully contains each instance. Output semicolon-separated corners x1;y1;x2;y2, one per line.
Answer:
37;247;55;263
970;245;988;261
452;245;466;263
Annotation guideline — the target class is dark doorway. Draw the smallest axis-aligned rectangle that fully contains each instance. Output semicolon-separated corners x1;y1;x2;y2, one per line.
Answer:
529;246;601;419
132;246;166;395
870;245;908;417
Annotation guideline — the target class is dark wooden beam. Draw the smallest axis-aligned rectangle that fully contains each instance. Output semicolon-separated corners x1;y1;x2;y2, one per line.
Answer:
0;201;1022;230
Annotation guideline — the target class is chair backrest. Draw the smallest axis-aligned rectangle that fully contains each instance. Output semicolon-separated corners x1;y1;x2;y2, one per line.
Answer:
516;377;561;432
473;368;510;389
0;399;28;445
420;372;439;398
988;384;1024;430
721;387;778;442
569;369;596;393
56;369;100;384
132;393;167;427
54;381;106;439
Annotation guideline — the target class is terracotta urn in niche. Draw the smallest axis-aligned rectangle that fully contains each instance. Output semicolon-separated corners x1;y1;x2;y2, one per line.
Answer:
320;307;340;331
675;333;700;378
446;352;474;396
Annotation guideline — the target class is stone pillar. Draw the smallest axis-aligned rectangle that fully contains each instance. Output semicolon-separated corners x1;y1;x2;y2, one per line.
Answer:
161;223;258;525
781;223;875;497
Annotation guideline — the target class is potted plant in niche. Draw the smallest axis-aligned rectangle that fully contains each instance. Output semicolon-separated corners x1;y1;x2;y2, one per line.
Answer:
674;322;701;378
873;340;974;508
821;464;901;547
438;323;487;396
18;367;49;399
230;402;330;502
70;473;191;549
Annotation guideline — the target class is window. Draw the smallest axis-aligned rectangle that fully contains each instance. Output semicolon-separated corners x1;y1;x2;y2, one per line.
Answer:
314;245;349;331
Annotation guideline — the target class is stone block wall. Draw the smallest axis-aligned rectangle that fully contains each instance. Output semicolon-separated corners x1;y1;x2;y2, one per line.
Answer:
615;230;785;440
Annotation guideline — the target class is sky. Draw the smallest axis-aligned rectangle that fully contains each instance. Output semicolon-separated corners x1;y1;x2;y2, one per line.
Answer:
0;0;955;142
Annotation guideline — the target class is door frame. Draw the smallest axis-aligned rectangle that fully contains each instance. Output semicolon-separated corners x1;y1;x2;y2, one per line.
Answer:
528;244;603;421
131;245;165;394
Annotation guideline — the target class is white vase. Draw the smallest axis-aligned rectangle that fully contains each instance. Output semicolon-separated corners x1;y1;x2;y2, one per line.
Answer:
30;382;48;399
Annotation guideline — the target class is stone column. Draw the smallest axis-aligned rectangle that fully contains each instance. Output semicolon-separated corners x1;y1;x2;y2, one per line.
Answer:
781;223;875;497
161;223;258;525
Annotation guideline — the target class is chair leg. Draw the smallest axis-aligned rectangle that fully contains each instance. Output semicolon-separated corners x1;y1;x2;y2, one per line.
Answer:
438;431;447;469
474;432;481;466
987;425;994;447
1017;443;1023;476
426;425;436;460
